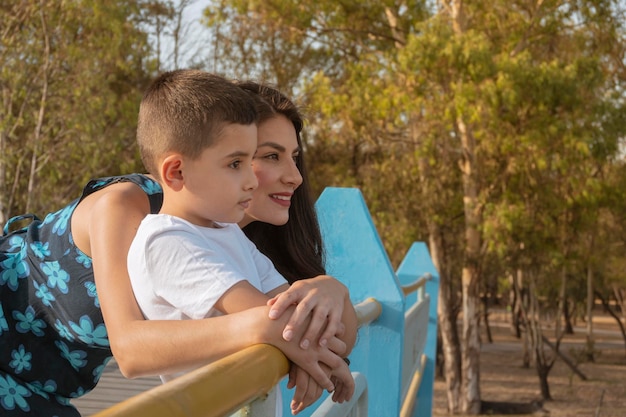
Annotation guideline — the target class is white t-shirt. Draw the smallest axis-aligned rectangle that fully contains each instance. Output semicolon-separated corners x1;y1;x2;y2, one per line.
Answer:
127;214;287;383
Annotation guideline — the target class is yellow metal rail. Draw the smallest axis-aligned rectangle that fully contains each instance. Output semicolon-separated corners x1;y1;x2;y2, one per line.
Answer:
353;297;382;327
401;273;432;296
92;298;384;417
92;344;288;417
399;354;427;417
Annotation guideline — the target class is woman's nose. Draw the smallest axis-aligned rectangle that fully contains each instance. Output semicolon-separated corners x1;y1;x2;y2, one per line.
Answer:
283;160;303;187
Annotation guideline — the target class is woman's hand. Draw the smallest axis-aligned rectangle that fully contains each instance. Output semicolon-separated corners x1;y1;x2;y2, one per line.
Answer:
267;275;349;350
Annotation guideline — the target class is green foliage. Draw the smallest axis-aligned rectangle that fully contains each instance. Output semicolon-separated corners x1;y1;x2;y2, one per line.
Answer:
201;0;626;294
2;0;625;304
0;0;157;220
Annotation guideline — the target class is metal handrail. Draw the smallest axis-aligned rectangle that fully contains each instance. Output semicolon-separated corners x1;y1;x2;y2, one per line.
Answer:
353;297;382;327
91;344;288;417
399;354;427;417
90;299;383;417
401;273;432;296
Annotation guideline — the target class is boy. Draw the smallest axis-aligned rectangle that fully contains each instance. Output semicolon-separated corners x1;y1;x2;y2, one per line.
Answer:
127;70;353;413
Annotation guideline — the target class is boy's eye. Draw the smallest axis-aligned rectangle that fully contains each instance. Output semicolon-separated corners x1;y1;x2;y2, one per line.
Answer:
229;160;241;169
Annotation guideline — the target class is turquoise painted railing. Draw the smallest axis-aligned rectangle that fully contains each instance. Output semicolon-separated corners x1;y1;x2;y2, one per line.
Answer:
287;187;439;417
92;188;439;417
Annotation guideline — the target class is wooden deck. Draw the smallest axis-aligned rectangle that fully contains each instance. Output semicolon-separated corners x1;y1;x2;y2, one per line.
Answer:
72;360;161;416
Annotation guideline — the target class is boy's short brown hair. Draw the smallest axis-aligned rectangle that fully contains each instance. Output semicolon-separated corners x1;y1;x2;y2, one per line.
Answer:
137;69;258;178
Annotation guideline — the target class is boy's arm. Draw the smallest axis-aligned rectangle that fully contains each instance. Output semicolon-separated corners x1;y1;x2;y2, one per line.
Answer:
215;281;353;396
87;185;272;378
214;281;287;315
84;185;312;380
84;182;352;387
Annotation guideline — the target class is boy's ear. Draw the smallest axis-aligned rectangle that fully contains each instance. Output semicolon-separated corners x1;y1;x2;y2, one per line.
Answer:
160;154;185;191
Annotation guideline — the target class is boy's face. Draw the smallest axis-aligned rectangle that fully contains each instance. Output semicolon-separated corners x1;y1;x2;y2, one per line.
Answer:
181;123;258;227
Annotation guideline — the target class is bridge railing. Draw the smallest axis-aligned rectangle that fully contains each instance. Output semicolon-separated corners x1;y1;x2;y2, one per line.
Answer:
91;187;439;417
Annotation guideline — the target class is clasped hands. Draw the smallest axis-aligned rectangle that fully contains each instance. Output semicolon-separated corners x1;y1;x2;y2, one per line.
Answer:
268;277;355;415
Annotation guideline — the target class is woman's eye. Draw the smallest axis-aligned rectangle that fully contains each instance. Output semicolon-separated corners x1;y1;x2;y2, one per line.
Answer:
265;153;279;161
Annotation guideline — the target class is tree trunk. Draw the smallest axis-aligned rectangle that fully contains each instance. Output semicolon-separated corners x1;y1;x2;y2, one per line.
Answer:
541;336;587;381
482;295;493;344
448;2;482;411
535;356;552;400
430;228;462;413
563;299;574;335
515;270;531;368
411;98;462;413
26;2;51;213
509;270;522;338
528;272;557;400
437;266;461;414
457;114;482;414
522;319;531;369
586;266;595;361
595;290;626;356
556;266;571;336
461;266;481;414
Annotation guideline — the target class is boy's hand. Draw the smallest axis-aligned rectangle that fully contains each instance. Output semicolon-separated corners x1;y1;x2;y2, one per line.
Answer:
330;371;353;403
288;361;355;415
288;364;325;415
328;358;354;403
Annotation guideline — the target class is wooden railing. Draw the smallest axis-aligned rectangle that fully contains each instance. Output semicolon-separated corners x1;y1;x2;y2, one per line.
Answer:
90;188;439;417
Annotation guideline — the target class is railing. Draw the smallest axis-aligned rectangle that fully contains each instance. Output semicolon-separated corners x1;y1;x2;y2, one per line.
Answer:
91;344;288;417
90;188;439;417
312;188;439;417
400;274;431;417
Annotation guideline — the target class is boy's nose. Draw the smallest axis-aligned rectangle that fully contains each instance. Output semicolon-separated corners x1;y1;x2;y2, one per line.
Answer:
246;167;259;190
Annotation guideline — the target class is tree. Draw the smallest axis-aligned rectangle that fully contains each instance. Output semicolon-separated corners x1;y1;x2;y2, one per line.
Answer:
0;0;624;413
0;0;158;223
199;0;626;413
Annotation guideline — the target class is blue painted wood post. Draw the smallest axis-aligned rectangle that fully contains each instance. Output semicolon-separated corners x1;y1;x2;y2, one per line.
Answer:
396;242;439;417
281;187;405;417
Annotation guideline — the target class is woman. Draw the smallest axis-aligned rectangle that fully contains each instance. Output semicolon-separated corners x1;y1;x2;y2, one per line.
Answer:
239;81;357;412
0;80;354;416
239;81;350;346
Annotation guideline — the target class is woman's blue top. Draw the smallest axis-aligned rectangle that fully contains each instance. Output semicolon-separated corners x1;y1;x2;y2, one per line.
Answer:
0;174;162;416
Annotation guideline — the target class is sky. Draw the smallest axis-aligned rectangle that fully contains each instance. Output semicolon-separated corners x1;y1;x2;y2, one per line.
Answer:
158;0;213;69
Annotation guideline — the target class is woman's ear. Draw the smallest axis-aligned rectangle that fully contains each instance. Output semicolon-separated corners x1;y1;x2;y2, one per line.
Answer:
160;154;184;191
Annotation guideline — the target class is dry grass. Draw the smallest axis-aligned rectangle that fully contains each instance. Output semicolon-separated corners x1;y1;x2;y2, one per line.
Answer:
432;314;626;417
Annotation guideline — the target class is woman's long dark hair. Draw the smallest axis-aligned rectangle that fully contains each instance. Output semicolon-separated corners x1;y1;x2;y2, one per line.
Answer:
237;81;325;283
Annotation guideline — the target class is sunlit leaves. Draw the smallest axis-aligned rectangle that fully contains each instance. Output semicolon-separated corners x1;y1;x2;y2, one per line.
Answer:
0;0;154;220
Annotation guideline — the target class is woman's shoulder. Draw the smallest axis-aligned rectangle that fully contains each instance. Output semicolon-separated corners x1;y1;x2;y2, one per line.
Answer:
80;174;163;214
71;175;161;256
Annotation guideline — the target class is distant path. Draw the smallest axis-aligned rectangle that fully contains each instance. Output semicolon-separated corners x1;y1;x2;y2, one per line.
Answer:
481;319;625;353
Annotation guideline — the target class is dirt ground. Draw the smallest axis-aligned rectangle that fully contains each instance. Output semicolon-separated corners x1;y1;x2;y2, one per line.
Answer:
432;313;626;417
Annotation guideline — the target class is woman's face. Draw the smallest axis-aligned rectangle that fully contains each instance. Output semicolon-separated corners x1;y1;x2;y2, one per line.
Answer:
239;114;303;227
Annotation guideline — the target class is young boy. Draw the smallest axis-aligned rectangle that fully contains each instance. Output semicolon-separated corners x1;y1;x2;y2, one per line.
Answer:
127;70;353;413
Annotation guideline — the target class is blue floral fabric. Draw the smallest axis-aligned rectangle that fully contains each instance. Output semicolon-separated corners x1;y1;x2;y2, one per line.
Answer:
0;174;162;416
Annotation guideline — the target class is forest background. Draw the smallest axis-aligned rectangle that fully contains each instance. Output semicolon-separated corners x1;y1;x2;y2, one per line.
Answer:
2;0;626;414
